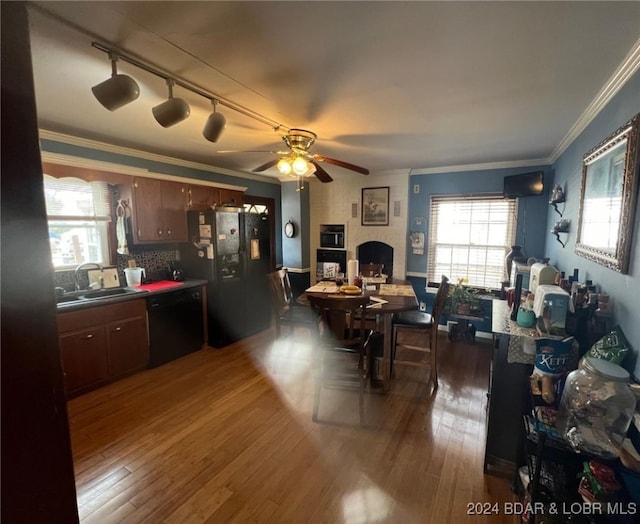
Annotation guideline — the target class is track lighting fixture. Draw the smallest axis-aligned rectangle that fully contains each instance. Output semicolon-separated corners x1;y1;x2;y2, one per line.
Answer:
152;79;190;128
202;99;226;142
91;52;140;111
90;42;290;141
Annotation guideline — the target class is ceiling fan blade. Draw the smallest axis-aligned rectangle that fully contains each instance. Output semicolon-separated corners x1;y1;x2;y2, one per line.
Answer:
216;149;289;155
312;155;369;175
253;159;280;173
310;161;333;183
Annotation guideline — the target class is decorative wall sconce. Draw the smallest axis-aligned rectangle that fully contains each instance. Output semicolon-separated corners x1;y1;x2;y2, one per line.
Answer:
551;219;570;248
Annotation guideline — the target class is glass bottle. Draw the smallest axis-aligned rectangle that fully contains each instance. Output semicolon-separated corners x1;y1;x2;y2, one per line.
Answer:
556;357;636;459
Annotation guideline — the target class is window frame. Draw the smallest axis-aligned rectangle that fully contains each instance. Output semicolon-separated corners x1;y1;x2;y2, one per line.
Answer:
427;193;517;290
43;175;114;270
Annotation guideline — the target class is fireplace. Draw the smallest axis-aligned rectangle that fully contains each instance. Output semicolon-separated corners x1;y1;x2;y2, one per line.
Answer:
356;241;393;277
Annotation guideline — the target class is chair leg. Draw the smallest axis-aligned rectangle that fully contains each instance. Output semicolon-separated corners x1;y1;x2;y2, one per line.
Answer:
429;331;438;388
312;356;322;422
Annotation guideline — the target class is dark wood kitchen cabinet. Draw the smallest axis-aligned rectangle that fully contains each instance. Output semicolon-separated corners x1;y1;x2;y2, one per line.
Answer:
106;314;149;378
188;184;244;210
57;299;149;398
121;177;188;244
218;187;243;206
58;325;109;395
188;185;218;210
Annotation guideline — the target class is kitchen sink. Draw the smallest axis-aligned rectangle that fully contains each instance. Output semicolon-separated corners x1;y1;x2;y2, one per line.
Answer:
56;287;144;306
82;288;138;299
56;295;82;303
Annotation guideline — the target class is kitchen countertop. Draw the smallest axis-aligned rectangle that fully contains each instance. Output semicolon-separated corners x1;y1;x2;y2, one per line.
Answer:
56;279;208;312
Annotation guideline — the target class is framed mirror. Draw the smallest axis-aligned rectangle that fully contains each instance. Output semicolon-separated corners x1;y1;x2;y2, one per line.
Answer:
575;113;639;273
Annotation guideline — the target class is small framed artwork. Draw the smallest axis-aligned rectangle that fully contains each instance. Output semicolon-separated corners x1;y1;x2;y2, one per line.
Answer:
361;187;389;226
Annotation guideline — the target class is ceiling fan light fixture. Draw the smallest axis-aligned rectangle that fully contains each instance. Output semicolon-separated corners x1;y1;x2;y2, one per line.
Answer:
152;79;190;128
91;52;140;111
202;99;226;142
292;156;310;175
277;157;293;175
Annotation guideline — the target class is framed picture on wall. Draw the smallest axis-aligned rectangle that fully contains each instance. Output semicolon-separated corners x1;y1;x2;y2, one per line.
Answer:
362;187;390;225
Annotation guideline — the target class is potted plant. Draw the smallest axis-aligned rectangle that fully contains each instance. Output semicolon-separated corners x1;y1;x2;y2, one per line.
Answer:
445;278;482;316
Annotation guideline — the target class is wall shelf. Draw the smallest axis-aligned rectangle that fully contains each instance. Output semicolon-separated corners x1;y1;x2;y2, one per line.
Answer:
549;198;565;217
550;188;569;247
552;230;569;248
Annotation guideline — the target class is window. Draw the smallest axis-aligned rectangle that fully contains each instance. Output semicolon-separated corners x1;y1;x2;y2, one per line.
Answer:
427;194;517;289
43;175;112;269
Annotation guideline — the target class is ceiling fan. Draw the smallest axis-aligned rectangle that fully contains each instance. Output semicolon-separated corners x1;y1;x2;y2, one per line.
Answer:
249;129;370;183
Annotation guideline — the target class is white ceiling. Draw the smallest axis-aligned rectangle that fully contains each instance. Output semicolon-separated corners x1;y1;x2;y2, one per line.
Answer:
28;1;640;183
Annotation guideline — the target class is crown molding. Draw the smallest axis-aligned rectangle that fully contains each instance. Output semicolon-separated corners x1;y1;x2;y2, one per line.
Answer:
41;151;248;191
38;129;280;186
410;157;549;176
550;36;640;163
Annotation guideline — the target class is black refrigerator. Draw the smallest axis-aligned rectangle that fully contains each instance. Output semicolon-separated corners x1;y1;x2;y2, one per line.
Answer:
181;206;272;348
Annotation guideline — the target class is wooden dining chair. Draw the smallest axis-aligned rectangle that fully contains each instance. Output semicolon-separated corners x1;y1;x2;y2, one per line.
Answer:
391;275;450;389
266;268;316;338
306;294;373;424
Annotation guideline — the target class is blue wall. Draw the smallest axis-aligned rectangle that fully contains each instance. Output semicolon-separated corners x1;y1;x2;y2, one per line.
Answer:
406;164;552;276
547;70;640;379
41;139;285;266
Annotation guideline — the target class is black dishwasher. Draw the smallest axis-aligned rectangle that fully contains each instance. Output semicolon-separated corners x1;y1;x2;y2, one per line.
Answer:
147;288;204;368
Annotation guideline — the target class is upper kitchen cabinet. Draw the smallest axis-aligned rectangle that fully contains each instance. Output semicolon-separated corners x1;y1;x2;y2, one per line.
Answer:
188;185;218;210
188;185;244;210
218;188;244;206
121;177;188;244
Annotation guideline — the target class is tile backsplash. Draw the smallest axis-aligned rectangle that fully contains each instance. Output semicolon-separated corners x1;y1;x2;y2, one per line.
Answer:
54;245;182;290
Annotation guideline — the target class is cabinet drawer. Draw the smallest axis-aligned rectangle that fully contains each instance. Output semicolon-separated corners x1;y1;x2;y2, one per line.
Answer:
58;299;146;333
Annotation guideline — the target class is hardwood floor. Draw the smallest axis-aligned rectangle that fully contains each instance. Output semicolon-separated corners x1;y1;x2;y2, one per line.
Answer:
67;326;520;523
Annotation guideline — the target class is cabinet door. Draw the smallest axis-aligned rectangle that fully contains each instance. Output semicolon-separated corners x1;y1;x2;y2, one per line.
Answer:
59;326;108;396
188;185;219;210
132;178;164;242
161;181;188;242
107;316;149;378
218;188;243;206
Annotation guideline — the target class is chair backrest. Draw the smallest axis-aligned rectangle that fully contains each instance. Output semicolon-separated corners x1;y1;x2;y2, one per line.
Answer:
267;268;294;312
431;275;450;328
359;263;384;277
306;294;370;349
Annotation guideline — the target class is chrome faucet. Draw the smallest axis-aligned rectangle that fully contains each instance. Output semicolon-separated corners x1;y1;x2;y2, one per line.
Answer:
74;262;103;291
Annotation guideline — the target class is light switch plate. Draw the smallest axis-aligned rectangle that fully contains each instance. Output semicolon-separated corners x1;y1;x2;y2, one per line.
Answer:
87;268;120;288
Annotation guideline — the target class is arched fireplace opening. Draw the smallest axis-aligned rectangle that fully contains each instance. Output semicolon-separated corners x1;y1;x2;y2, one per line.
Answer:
356;241;393;277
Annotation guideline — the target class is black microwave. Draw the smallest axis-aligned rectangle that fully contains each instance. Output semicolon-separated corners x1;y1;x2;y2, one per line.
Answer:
319;224;345;249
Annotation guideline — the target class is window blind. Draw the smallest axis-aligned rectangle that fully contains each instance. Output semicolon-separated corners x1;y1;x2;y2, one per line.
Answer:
43;175;111;220
43;175;112;268
427;194;517;289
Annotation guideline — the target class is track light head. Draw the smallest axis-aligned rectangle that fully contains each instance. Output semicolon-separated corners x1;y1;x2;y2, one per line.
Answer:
152;79;190;128
202;99;226;142
91;52;140;111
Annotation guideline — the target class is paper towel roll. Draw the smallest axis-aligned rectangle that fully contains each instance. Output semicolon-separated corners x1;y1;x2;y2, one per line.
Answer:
347;259;359;286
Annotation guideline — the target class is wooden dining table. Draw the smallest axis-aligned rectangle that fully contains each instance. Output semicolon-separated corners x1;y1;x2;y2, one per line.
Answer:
304;279;419;390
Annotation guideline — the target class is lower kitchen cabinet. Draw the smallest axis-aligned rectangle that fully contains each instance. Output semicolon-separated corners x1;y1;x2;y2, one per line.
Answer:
58;326;109;395
107;315;149;378
57;299;149;398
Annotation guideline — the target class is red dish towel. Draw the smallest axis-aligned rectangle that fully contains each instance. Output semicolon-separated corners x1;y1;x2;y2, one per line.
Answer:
138;281;184;292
